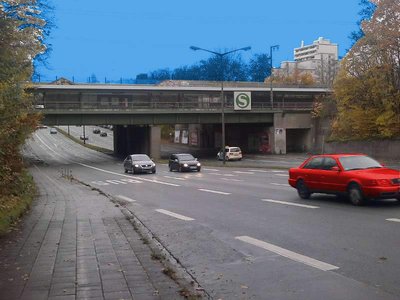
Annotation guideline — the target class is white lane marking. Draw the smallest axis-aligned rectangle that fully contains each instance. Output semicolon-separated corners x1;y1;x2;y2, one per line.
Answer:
270;183;290;187
208;173;236;177
233;171;254;175
155;209;194;221
198;189;231;195
204;168;218;171
163;175;186;181
248;169;269;173
275;174;289;177
115;195;136;202
106;179;128;185
91;181;110;186
386;218;400;223
235;236;339;271
78;163;180;187
261;199;319;209
222;178;243;182
120;178;142;183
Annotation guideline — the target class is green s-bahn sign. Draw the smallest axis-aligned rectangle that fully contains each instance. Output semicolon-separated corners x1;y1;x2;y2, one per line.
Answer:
234;92;251;110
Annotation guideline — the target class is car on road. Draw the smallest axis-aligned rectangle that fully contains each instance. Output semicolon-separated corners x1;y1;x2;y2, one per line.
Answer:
124;154;156;174
217;146;242;161
100;131;107;137
169;153;201;172
288;154;400;206
93;128;101;134
80;135;89;141
50;128;57;134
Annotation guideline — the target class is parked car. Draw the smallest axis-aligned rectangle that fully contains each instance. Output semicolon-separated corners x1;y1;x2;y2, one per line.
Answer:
217;146;242;161
50;128;57;134
93;128;100;134
288;154;400;206
169;153;201;172
80;135;89;141
100;131;107;137
124;154;156;174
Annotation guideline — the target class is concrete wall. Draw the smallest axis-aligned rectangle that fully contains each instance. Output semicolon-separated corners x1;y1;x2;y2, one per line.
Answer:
324;139;400;161
272;112;312;154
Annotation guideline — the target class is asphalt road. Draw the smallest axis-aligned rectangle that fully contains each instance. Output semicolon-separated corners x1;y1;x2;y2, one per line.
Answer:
24;129;400;300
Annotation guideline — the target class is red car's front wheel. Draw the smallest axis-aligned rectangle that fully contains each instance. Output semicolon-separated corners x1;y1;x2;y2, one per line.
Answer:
348;183;366;206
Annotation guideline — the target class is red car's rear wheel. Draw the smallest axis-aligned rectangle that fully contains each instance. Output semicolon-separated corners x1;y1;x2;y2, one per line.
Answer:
296;180;311;199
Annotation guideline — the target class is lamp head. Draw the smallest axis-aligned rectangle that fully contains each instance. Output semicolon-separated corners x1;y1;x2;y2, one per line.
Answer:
190;46;200;51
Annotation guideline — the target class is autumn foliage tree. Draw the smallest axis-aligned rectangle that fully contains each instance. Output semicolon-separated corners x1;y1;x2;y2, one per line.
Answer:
0;1;50;201
332;0;400;140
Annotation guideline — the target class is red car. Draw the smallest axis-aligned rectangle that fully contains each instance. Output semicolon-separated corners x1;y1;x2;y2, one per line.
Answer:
288;154;400;206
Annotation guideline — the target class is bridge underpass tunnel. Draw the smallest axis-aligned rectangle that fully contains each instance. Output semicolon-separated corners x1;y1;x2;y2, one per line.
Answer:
114;125;161;159
174;123;274;155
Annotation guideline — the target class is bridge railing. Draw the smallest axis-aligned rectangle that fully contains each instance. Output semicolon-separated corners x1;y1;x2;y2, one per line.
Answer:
33;100;313;111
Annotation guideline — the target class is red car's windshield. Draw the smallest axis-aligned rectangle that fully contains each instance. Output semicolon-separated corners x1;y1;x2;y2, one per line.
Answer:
339;156;383;171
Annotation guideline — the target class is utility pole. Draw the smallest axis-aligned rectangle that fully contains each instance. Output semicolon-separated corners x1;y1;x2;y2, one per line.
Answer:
269;45;279;109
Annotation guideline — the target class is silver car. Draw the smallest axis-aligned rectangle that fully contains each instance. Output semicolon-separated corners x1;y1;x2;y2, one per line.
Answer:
123;154;156;174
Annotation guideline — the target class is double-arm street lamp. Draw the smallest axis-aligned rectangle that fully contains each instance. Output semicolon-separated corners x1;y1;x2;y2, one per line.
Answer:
269;45;279;109
190;45;251;164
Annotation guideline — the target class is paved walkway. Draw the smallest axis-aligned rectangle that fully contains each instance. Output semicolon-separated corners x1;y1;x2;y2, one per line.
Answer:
0;166;185;300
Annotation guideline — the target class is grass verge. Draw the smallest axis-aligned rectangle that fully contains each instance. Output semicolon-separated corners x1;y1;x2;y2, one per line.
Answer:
0;170;36;235
57;127;114;155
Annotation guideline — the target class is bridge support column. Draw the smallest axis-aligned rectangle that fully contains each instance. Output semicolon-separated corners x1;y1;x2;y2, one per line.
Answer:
113;125;161;159
272;113;287;154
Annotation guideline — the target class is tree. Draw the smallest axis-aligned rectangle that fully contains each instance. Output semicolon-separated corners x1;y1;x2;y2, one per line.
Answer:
332;0;400;140
349;0;377;45
249;53;271;82
1;1;51;197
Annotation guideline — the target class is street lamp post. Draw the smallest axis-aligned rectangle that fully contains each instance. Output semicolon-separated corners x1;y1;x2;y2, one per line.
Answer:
190;45;251;164
269;45;279;109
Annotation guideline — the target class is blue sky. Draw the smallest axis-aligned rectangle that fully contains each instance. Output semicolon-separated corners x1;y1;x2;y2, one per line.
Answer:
37;0;361;82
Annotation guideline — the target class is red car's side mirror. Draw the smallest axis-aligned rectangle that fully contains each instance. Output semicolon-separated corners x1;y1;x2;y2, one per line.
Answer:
331;166;340;172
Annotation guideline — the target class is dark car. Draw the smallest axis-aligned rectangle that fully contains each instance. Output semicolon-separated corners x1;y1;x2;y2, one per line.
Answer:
93;128;100;134
124;154;156;174
100;131;107;137
288;154;400;206
169;153;201;172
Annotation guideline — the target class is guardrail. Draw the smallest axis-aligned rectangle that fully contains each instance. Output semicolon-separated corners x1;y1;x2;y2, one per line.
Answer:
33;101;313;111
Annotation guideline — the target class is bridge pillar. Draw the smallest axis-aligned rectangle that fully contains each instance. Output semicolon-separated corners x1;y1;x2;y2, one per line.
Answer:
114;125;161;159
273;113;287;154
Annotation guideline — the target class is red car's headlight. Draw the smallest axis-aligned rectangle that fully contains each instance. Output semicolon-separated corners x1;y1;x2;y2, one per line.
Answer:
376;179;391;186
368;179;391;186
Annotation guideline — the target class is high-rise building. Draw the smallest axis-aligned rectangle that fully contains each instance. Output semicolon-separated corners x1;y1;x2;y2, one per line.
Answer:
273;37;339;85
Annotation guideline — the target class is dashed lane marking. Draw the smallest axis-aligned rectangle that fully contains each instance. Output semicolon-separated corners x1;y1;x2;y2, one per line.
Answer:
155;209;195;221
261;199;319;209
386;218;400;223
106;179;128;185
203;168;218;171
233;171;254;175
198;189;231;195
115;195;136;202
270;183;290;187
235;236;338;271
163;176;186;181
275;174;289;177
222;178;243;182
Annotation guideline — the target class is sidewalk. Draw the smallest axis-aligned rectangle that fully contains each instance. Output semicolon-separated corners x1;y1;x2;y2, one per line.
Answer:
0;166;186;300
